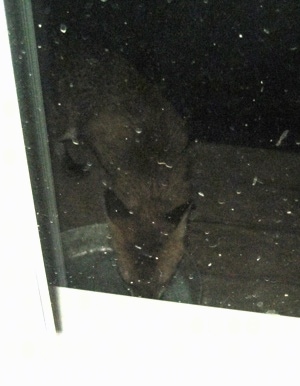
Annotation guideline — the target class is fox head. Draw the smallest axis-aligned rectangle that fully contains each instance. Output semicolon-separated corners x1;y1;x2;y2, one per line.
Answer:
104;188;192;299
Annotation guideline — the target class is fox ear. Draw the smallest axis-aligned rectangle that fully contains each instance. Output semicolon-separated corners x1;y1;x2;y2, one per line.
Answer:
104;189;131;220
165;201;192;226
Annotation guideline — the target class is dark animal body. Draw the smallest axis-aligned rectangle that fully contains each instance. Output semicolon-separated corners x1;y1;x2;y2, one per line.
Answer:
47;42;193;299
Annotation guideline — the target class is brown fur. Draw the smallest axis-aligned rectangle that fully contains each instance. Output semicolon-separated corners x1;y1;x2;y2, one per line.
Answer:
49;42;192;298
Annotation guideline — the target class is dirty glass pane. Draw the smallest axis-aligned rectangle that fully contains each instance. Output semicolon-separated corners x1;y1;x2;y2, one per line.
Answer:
4;0;67;290
8;0;300;316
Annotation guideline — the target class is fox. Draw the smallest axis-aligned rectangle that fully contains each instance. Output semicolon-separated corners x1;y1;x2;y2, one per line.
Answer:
46;41;194;299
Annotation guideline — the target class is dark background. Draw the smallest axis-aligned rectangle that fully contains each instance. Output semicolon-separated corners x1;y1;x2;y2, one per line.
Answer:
33;0;300;150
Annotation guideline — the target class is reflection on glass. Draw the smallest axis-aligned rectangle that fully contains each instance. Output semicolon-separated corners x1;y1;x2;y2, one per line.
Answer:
8;0;300;316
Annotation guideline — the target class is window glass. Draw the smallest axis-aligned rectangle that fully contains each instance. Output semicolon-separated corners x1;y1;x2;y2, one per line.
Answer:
6;0;300;317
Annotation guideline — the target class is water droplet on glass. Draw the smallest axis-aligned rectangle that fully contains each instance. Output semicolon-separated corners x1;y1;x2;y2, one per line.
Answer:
157;161;173;169
71;138;79;145
135;128;143;134
188;274;194;280
60;23;67;33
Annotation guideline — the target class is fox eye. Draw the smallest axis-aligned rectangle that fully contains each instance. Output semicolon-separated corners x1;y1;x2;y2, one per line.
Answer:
165;201;192;225
104;189;131;219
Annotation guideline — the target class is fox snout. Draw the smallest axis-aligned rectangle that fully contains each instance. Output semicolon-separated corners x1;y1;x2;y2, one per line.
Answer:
104;189;191;299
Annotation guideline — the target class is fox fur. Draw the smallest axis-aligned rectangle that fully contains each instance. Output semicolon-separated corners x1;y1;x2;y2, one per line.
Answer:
47;41;193;299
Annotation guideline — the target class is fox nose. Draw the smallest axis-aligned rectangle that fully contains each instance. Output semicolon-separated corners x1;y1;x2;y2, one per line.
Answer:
128;280;166;299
